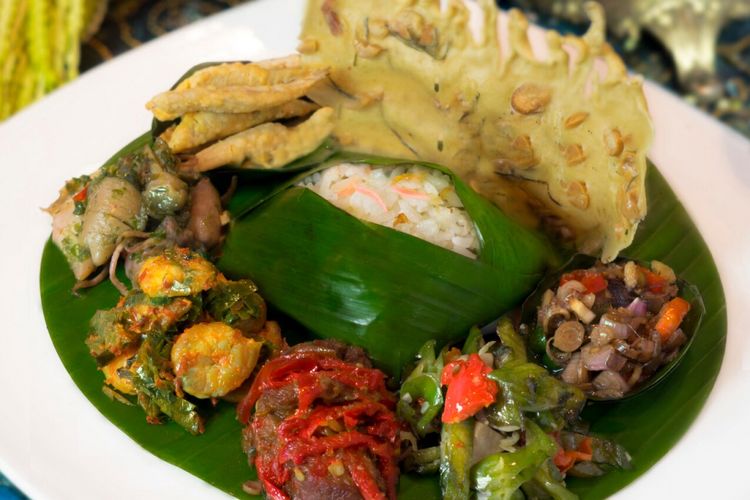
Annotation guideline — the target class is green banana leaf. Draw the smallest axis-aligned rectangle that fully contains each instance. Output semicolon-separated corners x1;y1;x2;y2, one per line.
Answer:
40;136;726;500
218;154;557;376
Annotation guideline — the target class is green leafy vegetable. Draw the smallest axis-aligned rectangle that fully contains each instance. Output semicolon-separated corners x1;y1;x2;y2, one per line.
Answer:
86;308;137;365
472;420;558;500
132;334;204;435
205;279;266;334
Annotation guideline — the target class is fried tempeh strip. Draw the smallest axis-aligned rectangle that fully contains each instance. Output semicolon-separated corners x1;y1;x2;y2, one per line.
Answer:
166;99;320;153
187;107;335;172
146;69;328;121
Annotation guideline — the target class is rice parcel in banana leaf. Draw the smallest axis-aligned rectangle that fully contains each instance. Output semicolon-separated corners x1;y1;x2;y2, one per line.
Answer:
218;155;557;375
299;0;653;262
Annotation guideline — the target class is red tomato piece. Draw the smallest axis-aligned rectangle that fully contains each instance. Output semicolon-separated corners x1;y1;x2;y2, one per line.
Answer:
560;271;607;294
440;354;498;424
641;268;667;293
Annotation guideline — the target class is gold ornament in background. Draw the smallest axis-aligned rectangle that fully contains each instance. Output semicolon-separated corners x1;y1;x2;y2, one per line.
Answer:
528;0;750;102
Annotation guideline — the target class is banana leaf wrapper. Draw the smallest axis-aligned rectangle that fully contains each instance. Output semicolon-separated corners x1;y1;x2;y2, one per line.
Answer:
218;154;559;376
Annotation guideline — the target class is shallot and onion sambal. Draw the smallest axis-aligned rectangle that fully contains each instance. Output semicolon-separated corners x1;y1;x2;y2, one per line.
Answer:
530;259;695;400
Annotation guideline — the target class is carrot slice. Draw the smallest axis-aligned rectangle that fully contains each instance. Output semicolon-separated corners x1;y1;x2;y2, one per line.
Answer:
654;297;690;341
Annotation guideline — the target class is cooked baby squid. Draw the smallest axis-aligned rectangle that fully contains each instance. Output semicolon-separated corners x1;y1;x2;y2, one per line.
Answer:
47;138;221;290
47;184;95;280
171;322;262;399
187;178;223;249
81;176;145;267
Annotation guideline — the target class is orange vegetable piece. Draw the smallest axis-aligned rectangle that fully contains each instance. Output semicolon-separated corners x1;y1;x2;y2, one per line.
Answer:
654;297;690;341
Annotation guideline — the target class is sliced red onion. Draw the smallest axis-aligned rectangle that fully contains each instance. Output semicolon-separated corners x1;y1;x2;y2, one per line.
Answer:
590;325;615;346
242;481;262;495
629;337;656;362
557;279;587;303
627;364;643;386
561;352;588;385
599;313;629;339
664;328;688;352
593;370;630;398
606;352;627;371
626;297;648;317
581;344;615;371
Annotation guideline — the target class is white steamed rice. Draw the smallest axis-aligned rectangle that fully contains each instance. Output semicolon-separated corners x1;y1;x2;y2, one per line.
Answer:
298;163;479;258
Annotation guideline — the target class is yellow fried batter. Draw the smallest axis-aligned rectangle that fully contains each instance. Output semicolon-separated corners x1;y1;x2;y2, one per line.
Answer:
176;62;270;90
166;99;319;153
176;58;317;90
145;69;328;121
189;106;335;171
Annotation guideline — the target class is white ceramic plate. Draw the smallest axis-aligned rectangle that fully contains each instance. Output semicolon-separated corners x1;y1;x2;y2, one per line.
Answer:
2;1;749;498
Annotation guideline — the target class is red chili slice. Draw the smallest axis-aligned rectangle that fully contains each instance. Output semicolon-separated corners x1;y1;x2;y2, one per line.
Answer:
560;270;608;294
440;353;498;424
641;267;667;293
72;185;88;202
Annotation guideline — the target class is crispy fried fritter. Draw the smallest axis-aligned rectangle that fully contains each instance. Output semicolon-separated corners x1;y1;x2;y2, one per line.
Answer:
146;69;328;121
166;100;319;153
187;107;334;171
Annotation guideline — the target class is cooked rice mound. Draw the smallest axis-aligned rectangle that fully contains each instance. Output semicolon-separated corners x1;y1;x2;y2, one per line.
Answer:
299;163;479;258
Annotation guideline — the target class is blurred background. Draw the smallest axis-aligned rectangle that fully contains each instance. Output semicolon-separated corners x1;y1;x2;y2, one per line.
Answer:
0;0;748;497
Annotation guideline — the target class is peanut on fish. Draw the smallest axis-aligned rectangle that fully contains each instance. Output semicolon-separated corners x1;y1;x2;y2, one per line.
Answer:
166;99;320;153
186;106;335;172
